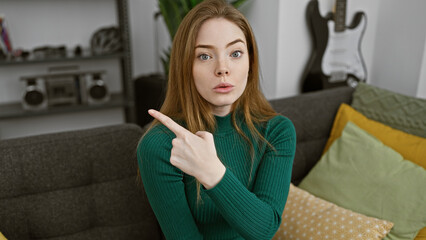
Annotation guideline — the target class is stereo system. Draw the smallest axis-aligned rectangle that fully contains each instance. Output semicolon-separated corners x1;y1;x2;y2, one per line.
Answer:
21;71;110;111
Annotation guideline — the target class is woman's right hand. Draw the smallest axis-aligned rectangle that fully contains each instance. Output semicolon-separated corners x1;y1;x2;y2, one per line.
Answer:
148;109;226;189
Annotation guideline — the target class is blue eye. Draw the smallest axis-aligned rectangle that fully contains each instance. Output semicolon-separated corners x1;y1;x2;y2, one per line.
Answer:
198;54;211;61
231;51;242;58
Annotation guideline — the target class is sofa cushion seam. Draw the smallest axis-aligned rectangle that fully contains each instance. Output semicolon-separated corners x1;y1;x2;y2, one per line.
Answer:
0;174;139;201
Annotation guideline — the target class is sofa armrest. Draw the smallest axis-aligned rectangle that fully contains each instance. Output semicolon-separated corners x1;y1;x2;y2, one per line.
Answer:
0;124;162;240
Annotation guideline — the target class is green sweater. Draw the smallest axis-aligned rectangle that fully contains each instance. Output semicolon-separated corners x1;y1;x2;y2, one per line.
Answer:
137;114;296;240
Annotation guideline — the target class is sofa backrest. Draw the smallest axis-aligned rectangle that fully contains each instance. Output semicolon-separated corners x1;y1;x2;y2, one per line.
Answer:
0;124;162;240
0;88;353;239
270;87;354;185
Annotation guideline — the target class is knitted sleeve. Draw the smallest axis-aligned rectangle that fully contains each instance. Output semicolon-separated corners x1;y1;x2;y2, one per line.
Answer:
204;116;296;240
137;125;203;240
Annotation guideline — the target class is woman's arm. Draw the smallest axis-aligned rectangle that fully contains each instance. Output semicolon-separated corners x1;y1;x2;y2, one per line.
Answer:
137;125;203;240
204;116;296;240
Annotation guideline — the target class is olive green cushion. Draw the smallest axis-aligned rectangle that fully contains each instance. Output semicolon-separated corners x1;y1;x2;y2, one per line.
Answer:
299;122;426;240
351;83;426;138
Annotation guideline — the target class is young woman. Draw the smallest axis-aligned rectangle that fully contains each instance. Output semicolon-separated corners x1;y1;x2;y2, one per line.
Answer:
137;0;296;239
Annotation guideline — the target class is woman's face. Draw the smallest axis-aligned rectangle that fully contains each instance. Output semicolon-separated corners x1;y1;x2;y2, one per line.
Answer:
193;18;249;116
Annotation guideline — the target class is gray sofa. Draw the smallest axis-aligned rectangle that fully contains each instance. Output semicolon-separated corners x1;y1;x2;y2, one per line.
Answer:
0;86;353;239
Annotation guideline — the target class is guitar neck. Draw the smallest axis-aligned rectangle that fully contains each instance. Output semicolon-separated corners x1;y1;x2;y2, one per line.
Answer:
334;0;347;32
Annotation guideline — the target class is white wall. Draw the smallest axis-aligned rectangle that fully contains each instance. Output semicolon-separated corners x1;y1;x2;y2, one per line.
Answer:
275;0;311;99
129;0;160;75
370;0;426;97
239;0;279;98
417;36;426;99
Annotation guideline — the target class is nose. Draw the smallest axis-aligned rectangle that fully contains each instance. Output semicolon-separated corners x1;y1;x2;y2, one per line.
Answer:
215;59;230;77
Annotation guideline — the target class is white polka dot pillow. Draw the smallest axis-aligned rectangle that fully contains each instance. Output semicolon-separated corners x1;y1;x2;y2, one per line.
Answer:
272;184;394;240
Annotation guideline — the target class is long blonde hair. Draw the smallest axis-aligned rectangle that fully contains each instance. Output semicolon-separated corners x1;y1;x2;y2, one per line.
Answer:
147;0;277;201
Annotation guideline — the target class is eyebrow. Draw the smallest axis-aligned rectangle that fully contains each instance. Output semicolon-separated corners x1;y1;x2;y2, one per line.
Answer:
195;38;245;49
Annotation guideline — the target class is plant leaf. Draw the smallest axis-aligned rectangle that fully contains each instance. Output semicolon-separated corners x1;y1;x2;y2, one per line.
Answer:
230;0;248;9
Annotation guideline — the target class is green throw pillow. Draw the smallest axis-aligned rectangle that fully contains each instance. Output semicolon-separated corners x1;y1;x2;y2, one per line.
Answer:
299;122;426;240
351;82;426;138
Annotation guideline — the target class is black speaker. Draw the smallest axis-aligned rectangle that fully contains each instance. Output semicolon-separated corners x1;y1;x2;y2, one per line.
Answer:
22;78;48;110
83;72;110;105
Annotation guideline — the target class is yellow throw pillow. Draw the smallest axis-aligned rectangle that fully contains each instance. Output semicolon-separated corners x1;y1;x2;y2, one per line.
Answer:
323;103;426;169
0;232;7;240
272;183;394;240
323;103;426;239
417;229;426;240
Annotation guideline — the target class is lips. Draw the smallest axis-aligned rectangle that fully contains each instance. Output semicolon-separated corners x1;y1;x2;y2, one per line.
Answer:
213;83;234;93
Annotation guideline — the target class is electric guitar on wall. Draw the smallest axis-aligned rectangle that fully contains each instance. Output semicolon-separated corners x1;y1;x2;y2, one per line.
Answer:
301;0;367;92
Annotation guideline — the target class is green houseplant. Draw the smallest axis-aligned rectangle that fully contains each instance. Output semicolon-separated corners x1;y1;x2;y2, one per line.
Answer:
158;0;248;76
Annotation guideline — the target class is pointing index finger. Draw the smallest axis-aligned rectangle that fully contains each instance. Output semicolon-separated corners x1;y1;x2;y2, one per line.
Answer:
148;109;188;137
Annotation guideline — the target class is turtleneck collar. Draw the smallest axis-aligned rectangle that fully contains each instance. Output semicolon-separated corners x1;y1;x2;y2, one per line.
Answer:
214;111;245;134
214;113;234;134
